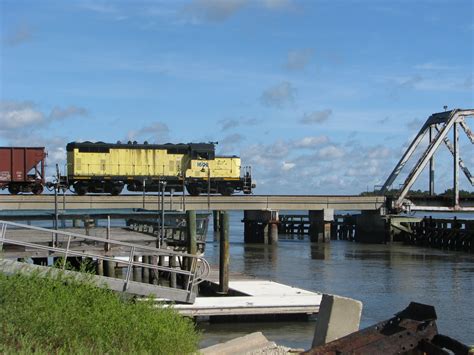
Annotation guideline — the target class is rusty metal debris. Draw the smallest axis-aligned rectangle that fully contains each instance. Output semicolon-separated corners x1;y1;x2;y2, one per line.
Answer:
304;302;470;355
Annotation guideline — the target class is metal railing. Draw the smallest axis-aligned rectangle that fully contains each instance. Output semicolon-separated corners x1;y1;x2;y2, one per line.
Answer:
0;220;210;301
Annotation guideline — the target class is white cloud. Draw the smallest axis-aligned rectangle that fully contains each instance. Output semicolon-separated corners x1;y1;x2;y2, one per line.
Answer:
367;146;392;159
181;0;247;23
219;119;240;131
281;161;295;171
0;101;89;135
414;62;456;71
260;81;297;108
317;145;344;160
285;48;314;71
218;133;245;154
300;109;332;124
0;101;44;129
218;117;260;131
126;122;170;143
49;106;88;120
293;136;330;148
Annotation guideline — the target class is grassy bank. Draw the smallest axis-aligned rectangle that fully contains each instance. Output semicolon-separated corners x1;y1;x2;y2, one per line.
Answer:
0;270;200;354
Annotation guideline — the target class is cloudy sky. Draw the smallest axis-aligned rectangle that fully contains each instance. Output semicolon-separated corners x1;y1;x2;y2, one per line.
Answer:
1;0;473;194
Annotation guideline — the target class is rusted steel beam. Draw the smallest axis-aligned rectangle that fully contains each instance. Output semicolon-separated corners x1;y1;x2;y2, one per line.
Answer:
304;302;464;355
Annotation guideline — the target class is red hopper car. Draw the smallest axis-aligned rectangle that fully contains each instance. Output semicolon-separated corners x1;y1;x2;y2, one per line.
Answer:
0;147;46;194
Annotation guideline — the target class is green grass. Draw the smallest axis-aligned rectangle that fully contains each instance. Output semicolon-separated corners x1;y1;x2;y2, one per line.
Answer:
0;269;200;354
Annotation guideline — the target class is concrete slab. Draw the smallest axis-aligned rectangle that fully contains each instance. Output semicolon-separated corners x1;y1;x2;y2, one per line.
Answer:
200;332;272;355
311;294;363;347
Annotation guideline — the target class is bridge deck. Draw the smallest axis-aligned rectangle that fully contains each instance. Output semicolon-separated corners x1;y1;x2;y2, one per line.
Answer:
0;194;386;211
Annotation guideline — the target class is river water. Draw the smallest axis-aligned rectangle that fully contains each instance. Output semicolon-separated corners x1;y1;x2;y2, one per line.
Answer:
198;211;474;349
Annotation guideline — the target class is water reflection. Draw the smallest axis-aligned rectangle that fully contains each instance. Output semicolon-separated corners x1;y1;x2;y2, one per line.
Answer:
310;244;331;260
202;214;474;349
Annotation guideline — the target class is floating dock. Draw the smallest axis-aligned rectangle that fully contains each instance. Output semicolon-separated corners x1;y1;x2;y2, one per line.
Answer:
175;279;321;318
174;268;321;319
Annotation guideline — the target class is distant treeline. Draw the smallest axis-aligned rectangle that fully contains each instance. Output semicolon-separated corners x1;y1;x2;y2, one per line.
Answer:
361;188;474;197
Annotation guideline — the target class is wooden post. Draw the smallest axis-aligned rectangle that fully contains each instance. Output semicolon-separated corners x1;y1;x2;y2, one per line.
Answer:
133;255;141;282
105;215;111;252
219;211;229;294
104;260;115;277
186;210;197;255
96;259;104;276
159;255;166;286
142;256;150;283
170;256;177;288
213;210;221;232
150;255;159;285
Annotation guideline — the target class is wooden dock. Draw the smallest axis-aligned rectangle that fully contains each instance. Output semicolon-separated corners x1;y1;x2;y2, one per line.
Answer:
2;223;322;319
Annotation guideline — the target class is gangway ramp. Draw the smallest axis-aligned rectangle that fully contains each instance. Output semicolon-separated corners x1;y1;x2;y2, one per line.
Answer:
0;220;210;303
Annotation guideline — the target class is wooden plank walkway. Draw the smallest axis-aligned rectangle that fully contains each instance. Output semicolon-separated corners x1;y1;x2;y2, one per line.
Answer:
1;227;158;258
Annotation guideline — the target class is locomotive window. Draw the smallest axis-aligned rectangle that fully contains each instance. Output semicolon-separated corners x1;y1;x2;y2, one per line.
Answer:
78;147;110;153
168;148;187;154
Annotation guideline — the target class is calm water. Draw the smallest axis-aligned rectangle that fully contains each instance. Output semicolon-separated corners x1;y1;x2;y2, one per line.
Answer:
199;211;474;349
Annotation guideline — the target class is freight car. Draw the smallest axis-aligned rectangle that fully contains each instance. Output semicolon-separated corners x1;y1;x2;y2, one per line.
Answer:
64;141;254;196
0;147;46;195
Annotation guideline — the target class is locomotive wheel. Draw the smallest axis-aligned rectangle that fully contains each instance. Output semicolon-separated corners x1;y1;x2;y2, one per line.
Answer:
32;185;44;195
74;183;87;196
110;185;123;196
8;185;20;195
186;185;200;196
220;187;234;196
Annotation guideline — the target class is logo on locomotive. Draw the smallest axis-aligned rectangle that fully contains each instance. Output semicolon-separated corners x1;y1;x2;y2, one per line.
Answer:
197;162;209;168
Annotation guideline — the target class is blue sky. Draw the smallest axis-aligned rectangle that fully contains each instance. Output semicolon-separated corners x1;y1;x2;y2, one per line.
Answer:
1;0;473;194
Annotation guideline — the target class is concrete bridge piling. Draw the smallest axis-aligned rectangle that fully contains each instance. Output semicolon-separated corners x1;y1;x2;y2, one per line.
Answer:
242;210;279;244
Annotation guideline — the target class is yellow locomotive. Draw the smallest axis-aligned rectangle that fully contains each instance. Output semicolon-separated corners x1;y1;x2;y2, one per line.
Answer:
65;141;254;195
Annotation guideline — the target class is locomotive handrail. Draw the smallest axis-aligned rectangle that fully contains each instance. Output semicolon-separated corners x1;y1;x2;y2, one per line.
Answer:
0;220;210;301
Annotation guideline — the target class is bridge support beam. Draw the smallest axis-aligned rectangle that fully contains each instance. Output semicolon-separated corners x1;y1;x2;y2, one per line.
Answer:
243;210;279;244
309;209;334;243
355;211;388;243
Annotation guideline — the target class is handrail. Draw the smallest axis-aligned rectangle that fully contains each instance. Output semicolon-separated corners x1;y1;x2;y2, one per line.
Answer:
0;220;210;295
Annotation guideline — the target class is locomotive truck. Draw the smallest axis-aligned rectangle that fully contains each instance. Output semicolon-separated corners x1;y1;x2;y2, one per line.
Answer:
0;142;254;196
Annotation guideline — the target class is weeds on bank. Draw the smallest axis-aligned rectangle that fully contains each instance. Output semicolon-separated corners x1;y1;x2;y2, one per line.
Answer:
0;264;199;354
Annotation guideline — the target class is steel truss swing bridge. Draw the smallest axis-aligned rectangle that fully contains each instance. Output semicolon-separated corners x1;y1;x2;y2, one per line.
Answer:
380;108;474;213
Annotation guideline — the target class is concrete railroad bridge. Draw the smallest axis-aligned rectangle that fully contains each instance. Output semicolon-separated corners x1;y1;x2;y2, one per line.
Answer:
0;108;473;244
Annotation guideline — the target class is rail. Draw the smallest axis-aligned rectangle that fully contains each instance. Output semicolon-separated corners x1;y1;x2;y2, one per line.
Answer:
0;220;210;302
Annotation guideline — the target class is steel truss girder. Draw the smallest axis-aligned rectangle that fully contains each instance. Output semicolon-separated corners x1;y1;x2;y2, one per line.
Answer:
381;109;474;211
435;125;474;185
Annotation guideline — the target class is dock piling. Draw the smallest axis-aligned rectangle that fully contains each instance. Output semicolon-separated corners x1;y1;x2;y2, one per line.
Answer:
309;209;334;243
213;210;221;232
103;260;115;277
133;255;141;282
219;211;229;294
142;256;150;283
